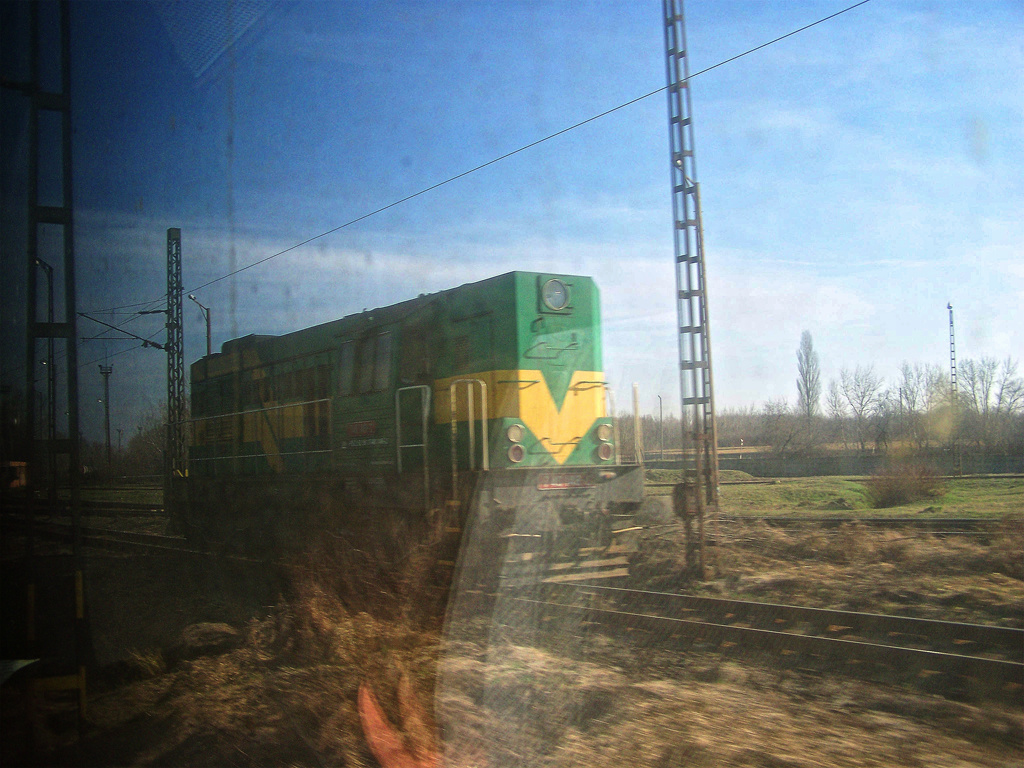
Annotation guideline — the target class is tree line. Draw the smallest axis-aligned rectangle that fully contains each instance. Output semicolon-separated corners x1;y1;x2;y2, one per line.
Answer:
618;333;1023;460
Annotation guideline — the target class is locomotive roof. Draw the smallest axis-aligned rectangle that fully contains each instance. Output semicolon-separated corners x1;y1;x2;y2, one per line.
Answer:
210;270;589;360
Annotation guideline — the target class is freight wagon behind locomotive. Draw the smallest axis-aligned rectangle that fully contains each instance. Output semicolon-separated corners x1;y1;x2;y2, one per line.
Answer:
181;271;643;574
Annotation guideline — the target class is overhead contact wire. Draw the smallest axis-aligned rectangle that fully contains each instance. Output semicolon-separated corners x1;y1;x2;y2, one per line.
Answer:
85;0;873;316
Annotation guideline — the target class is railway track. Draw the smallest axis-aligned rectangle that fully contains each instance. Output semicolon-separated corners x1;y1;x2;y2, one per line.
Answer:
2;516;190;554
2;499;165;515
508;583;1024;701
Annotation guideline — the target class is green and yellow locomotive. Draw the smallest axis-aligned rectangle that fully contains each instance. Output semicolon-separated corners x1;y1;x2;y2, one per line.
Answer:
184;271;643;571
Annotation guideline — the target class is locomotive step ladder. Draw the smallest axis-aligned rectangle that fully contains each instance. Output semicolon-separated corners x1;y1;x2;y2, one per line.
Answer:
448;379;489;481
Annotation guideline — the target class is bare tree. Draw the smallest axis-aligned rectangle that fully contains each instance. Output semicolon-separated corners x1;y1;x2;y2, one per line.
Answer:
716;406;760;448
959;358;998;416
873;389;897;452
995;357;1024;414
958;357;1024;451
825;378;848;448
825;379;846;419
897;362;946;450
923;363;950;410
759;398;800;455
796;331;821;419
839;365;885;452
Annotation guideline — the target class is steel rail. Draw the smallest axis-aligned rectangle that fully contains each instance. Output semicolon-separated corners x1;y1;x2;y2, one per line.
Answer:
3;517;186;550
3;499;165;515
553;584;1023;658
508;595;1023;691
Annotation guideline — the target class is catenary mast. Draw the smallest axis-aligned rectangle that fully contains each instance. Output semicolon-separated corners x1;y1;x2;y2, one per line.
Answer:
663;0;719;575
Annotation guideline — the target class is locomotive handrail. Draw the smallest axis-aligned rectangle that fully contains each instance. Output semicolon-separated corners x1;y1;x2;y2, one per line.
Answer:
449;379;489;491
190;449;332;463
395;385;432;511
189;397;331;421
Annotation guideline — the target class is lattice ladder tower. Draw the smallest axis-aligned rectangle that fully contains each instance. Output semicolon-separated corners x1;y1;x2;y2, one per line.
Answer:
664;0;720;574
166;228;187;489
8;0;88;733
947;302;961;475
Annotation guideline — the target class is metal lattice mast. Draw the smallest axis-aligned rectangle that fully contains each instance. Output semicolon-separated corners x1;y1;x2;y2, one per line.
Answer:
947;303;957;400
8;0;88;730
18;0;81;531
948;302;961;475
664;0;719;572
16;0;78;493
166;228;186;484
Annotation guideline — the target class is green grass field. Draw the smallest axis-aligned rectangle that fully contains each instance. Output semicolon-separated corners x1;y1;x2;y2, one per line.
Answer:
70;472;1024;519
645;470;1023;518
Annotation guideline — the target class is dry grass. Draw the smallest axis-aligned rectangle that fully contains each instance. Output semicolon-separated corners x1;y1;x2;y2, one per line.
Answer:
17;494;1023;767
433;640;1022;767
728;518;1024;581
58;506;457;767
125;648;167;679
629;498;1024;625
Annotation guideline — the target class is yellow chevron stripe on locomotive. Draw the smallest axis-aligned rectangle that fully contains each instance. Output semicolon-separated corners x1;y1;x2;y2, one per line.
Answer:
433;369;613;467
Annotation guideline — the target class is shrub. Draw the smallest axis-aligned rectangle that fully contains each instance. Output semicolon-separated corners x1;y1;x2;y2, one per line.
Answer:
866;463;944;508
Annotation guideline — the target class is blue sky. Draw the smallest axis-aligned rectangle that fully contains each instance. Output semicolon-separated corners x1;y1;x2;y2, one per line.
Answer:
2;0;1021;444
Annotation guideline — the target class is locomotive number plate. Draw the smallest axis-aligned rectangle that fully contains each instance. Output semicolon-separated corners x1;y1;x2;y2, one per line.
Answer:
537;472;594;490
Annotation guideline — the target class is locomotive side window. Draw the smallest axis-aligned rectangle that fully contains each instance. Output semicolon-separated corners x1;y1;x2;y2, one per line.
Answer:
355;332;392;394
399;324;433;383
373;332;392;391
339;341;355;396
218;378;232;411
316;363;331;398
241;378;258;409
452;335;470;369
301;367;315;401
358;338;376;394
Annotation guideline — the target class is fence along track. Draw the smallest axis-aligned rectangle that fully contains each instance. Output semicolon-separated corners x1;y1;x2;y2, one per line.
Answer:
509;583;1024;701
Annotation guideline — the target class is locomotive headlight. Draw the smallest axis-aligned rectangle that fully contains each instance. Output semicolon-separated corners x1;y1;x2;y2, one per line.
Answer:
597;443;614;461
541;278;569;311
508;444;525;463
506;424;525;443
596;423;613;442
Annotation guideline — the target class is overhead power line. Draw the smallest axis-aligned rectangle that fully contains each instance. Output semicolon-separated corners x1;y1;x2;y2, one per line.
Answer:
79;313;166;350
87;0;873;318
